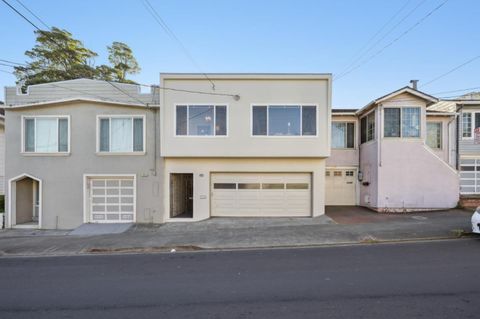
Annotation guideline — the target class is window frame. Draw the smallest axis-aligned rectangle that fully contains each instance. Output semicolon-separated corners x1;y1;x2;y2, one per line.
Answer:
174;104;229;137
21;115;71;155
460;111;480;140
331;120;356;149
426;121;443;149
96;114;146;155
360;110;375;144
383;107;421;139
250;104;318;137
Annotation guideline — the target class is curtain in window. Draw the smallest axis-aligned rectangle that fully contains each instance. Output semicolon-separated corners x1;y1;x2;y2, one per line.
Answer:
402;107;420;137
215;106;227;136
189;105;214;136
24;118;35;152
133;118;143;151
332;122;346;148
302;106;316;135
111;118;133;152
268;106;301;136
58;118;69;152
176;105;187;135
346;122;355;148
252;106;267;135
35;118;58;152
99;119;110;151
384;108;401;137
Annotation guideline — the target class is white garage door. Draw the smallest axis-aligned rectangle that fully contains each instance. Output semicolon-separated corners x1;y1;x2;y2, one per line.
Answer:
325;169;356;206
89;177;135;223
211;173;311;217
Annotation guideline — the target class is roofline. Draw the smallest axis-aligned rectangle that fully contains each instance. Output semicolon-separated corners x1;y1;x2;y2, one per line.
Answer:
426;112;457;116
5;97;159;109
332;112;357;116
160;73;332;81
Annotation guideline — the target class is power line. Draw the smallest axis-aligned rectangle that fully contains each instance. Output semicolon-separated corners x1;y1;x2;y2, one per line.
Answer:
431;86;480;95
335;0;418;80
335;0;449;82
14;0;50;29
140;0;216;90
0;59;26;66
105;81;147;105
420;55;480;88
1;0;42;30
0;62;17;68
0;69;13;75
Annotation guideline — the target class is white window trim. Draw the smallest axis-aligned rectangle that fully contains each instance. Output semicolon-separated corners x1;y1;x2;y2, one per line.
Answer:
250;104;319;138
21;115;71;156
461;111;478;140
174;104;229;138
426;121;443;149
360;109;376;145
383;106;422;139
331;120;356;149
96;114;146;155
82;174;137;223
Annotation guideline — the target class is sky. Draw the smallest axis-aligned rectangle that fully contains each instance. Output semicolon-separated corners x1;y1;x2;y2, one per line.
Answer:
0;0;478;108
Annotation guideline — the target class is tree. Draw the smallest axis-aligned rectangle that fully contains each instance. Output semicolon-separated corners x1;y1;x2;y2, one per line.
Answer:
107;42;141;82
14;27;98;87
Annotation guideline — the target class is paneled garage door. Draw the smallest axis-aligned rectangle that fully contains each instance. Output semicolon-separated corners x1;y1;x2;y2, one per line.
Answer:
325;169;356;206
211;173;311;217
89;177;135;223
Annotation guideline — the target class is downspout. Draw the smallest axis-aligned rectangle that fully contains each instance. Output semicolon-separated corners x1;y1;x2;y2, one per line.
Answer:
456;104;462;170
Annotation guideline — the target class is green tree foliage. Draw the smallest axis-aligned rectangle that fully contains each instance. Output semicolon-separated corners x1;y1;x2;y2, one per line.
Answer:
14;28;140;87
107;42;141;83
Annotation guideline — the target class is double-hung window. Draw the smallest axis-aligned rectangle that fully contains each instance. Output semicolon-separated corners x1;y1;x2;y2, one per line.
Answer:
23;116;69;153
360;111;375;144
176;105;227;136
332;122;355;149
461;112;480;139
252;105;317;136
426;122;442;149
98;116;145;153
384;107;420;138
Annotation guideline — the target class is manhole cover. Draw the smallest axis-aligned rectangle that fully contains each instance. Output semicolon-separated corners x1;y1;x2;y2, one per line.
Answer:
411;216;428;221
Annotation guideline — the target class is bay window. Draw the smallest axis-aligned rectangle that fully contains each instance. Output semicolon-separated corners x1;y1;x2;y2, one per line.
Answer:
426;122;442;149
98;116;145;153
176;105;227;136
23;116;69;153
252;105;317;136
332;122;355;149
384;107;420;138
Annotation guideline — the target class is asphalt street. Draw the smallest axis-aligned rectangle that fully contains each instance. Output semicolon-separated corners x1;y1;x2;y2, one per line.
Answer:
0;239;479;318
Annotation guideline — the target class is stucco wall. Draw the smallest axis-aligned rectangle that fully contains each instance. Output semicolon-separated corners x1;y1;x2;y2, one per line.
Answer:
5;102;164;229
164;158;325;221
327;115;359;167
160;74;331;158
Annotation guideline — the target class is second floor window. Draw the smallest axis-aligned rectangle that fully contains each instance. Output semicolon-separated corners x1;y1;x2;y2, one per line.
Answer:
252;105;317;136
426;122;442;149
332;122;355;149
384;107;420;138
98;116;144;153
23;116;69;153
461;112;480;138
176;105;227;136
360;111;375;144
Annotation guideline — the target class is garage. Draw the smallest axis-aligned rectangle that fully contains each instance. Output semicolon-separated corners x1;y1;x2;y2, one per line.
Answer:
325;168;356;205
211;173;311;217
88;176;136;223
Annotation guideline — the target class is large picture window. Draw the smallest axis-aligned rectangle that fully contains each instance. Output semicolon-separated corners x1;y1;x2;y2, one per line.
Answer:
252;105;317;136
384;107;420;138
98;116;145;153
176;105;227;136
23;116;69;153
332;122;355;149
360;111;375;144
426;122;442;149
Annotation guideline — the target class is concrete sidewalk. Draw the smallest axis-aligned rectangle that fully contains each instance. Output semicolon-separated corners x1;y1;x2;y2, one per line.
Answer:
0;208;473;257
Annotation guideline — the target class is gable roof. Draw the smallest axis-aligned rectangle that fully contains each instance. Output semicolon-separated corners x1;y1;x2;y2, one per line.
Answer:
357;86;439;116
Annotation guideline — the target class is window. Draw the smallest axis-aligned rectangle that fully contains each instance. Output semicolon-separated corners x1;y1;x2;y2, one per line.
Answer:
333;171;342;177
238;183;260;189
213;183;236;189
360;111;375;144
98;116;144;153
345;171;354;177
176;105;227;136
462;113;472;138
23;116;69;153
384;107;420;138
427;122;442;149
252;105;317;136
286;183;309;189
262;183;285;189
332;122;355;148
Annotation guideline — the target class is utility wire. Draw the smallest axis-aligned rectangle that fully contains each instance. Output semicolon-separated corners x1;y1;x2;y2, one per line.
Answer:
335;0;449;82
1;0;42;30
432;86;480;95
420;55;480;88
14;0;50;29
140;0;216;90
0;59;26;66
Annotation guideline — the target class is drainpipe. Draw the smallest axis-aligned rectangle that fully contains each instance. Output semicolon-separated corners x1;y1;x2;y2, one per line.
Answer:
456;104;462;170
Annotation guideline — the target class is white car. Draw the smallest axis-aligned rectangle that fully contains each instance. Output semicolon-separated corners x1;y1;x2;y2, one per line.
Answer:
472;208;480;234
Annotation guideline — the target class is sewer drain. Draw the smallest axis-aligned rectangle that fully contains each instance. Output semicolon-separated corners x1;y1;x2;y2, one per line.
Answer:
411;216;428;221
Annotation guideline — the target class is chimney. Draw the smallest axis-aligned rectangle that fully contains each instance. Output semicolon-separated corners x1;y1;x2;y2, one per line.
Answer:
410;80;419;90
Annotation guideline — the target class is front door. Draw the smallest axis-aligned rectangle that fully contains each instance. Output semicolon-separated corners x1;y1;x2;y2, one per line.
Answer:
170;173;194;218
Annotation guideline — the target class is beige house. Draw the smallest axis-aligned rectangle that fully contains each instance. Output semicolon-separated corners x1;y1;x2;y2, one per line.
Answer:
160;73;332;221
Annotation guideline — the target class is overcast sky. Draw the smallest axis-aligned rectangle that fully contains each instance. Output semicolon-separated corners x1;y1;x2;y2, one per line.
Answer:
0;0;478;107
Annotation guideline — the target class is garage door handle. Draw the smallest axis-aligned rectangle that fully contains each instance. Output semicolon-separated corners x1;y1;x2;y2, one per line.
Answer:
346;182;353;184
